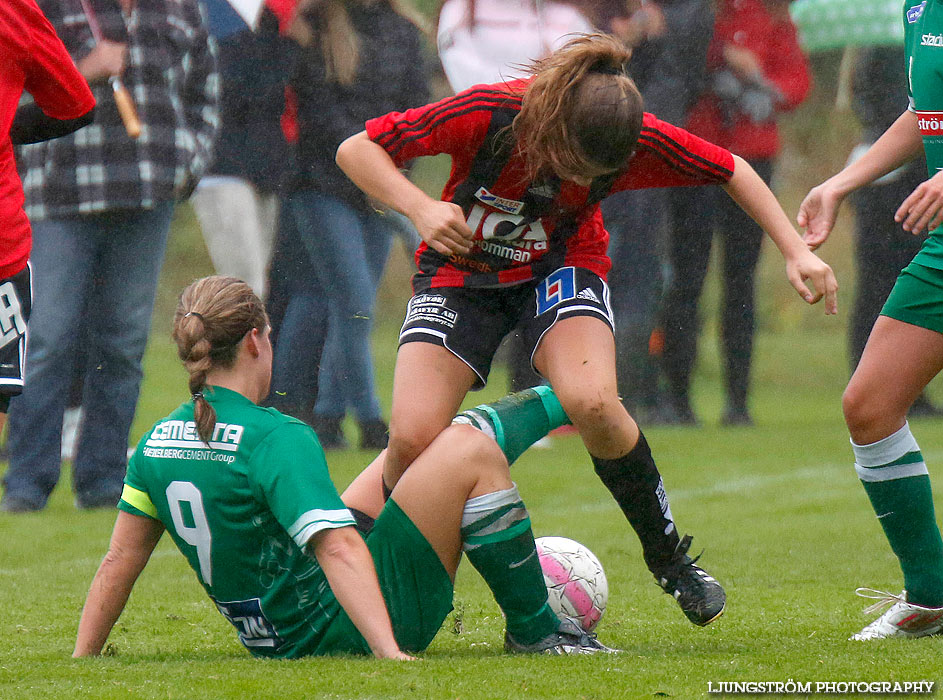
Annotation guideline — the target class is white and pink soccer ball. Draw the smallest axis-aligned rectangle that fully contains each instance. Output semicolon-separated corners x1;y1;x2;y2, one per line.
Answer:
535;536;608;632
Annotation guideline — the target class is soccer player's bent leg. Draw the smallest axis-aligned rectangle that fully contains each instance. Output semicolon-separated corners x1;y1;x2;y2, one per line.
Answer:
391;422;613;654
383;342;476;492
842;316;943;638
344;386;577;529
536;316;725;626
454;385;572;465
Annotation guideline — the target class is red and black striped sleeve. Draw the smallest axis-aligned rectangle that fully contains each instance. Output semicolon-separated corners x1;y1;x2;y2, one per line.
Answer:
613;113;735;191
365;84;523;167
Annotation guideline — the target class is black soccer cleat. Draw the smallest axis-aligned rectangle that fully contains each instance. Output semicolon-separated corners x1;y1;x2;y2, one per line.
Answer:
504;617;619;655
652;534;726;626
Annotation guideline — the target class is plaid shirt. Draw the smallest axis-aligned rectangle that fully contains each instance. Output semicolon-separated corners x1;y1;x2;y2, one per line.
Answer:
17;0;219;219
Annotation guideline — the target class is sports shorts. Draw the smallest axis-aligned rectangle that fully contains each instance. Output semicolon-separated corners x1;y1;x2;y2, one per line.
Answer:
881;261;943;335
316;498;453;655
0;264;31;413
399;267;614;389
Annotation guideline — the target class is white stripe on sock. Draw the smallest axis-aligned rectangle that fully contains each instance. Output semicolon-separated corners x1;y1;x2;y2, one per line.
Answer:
462;484;520;527
851;422;920;467
852;422;928;482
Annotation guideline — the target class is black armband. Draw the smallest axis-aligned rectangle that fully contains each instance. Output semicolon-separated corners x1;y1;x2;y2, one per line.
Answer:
10;104;95;145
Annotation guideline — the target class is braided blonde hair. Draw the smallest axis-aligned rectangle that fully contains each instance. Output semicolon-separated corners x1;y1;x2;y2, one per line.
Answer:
172;276;269;443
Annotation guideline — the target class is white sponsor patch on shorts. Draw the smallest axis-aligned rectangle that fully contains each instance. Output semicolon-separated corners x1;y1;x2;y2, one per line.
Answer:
404;294;458;329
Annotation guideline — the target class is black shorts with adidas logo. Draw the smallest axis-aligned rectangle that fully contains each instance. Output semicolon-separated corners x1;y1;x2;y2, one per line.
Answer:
0;264;30;413
398;266;613;389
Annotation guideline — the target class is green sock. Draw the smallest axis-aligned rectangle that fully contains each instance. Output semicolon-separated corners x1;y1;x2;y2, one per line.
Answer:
453;385;570;465
460;485;560;644
854;423;943;606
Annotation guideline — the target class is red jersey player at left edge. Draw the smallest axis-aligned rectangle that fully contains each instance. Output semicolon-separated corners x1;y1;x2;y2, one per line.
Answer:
337;33;838;628
0;0;96;434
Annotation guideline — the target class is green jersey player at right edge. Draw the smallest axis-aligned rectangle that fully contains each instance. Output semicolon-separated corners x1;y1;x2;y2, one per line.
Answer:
799;0;943;640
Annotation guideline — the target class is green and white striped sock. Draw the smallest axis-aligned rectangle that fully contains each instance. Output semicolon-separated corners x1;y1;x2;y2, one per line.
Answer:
854;422;943;606
453;385;570;465
460;485;559;644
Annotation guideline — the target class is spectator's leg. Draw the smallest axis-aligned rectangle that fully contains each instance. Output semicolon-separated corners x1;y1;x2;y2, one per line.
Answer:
717;159;771;424
602;189;667;416
72;204;173;507
661;186;715;421
4;218;98;509
293;192;391;428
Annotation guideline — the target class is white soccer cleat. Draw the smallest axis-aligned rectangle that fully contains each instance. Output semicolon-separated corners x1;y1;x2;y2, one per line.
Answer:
850;588;943;640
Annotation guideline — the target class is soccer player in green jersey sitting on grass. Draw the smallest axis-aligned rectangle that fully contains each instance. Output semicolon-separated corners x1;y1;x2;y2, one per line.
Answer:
74;275;611;659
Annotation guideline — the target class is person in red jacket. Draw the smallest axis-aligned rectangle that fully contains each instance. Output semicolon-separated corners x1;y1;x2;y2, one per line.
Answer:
336;34;834;627
660;0;811;426
0;0;95;437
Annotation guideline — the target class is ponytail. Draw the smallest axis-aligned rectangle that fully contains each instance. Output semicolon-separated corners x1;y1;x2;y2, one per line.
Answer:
172;277;268;444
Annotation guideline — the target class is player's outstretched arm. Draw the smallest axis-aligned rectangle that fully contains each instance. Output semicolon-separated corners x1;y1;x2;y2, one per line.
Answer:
798;110;924;248
74;512;164;657
722;155;838;314
336;131;474;256
309;527;415;661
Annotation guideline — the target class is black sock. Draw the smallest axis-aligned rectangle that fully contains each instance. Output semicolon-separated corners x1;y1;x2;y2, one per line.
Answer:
591;432;680;572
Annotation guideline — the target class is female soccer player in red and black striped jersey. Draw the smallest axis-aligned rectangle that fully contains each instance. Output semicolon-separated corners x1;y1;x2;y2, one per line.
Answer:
337;33;837;626
0;0;95;438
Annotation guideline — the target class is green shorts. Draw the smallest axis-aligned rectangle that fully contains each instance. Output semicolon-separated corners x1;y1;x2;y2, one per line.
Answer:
881;262;943;335
315;499;453;655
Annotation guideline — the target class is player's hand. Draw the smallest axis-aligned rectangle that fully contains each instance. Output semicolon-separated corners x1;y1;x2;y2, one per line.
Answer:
412;200;475;256
784;248;838;315
80;40;128;82
723;44;763;82
797;181;843;250
895;169;943;235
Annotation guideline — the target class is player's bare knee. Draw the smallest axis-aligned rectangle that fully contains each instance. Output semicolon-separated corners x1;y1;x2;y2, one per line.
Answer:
445;423;508;465
386;425;437;471
842;385;895;440
441;423;509;475
561;392;624;432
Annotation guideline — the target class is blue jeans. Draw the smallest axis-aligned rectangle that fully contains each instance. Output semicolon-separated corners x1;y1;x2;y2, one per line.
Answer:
289;191;391;421
4;204;174;507
268;194;328;415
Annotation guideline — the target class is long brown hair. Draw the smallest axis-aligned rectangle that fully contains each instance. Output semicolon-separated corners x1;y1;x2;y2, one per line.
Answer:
291;0;431;86
172;276;269;443
513;33;643;180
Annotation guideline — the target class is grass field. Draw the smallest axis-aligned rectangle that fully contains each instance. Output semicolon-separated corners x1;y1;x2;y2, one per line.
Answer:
2;210;943;699
3;87;943;699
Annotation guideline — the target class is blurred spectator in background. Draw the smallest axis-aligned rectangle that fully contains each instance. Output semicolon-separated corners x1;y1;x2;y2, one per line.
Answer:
251;0;331;421
846;46;940;418
278;0;430;450
589;0;714;421
660;0;810;426
437;0;594;92
190;7;291;298
437;0;594;395
3;0;218;512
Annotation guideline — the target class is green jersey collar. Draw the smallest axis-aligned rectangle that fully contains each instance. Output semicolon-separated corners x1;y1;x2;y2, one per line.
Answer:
202;385;256;406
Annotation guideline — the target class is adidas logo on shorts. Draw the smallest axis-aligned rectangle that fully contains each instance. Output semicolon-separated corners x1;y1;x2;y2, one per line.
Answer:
576;287;600;303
